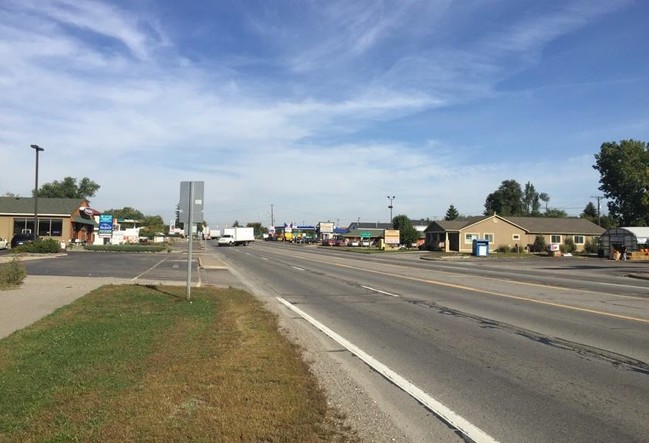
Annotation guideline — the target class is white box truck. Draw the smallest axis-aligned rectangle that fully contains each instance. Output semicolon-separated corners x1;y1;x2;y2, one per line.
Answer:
218;227;255;246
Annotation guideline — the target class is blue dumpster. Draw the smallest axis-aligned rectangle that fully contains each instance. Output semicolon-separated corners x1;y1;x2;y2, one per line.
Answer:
472;239;489;257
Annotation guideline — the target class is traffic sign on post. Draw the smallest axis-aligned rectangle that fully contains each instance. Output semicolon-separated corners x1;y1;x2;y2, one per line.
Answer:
360;232;371;238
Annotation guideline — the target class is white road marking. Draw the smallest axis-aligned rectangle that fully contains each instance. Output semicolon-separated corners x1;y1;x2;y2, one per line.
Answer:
362;285;400;297
292;266;305;271
262;257;269;260
131;256;171;281
276;297;498;443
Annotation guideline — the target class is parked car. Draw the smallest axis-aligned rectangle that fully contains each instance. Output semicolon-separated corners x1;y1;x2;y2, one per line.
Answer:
360;240;371;247
349;240;360;247
11;233;33;248
0;237;8;249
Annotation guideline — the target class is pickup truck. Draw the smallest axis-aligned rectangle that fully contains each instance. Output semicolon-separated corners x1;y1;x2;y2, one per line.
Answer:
217;234;235;246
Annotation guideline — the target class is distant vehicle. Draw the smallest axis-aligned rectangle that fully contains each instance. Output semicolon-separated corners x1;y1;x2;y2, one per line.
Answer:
349;240;360;247
218;234;235;246
11;233;33;248
218;227;255;246
360;240;371;247
0;237;7;249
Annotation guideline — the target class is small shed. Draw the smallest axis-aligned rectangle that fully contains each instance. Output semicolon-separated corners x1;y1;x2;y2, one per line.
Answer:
598;227;649;257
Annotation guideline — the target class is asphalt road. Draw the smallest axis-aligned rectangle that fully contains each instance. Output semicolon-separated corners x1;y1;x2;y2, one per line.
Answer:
209;241;649;442
15;245;243;289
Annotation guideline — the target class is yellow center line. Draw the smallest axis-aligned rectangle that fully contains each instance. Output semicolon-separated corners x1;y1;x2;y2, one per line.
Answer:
328;262;649;324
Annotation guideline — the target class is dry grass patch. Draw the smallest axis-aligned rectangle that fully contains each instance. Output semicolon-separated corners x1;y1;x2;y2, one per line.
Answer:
0;285;357;441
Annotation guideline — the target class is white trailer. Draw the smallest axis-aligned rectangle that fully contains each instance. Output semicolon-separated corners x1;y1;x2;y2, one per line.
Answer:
218;227;255;246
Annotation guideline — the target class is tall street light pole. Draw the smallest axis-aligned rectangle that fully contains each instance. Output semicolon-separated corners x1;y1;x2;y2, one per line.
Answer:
387;195;395;223
31;144;44;239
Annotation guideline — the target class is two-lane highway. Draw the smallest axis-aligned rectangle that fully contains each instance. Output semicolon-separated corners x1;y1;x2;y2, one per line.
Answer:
209;241;649;442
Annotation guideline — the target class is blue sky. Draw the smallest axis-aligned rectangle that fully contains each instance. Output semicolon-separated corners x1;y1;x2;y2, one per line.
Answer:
1;0;647;228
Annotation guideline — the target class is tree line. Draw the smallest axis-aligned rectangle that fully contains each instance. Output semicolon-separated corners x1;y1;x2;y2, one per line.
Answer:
442;139;647;229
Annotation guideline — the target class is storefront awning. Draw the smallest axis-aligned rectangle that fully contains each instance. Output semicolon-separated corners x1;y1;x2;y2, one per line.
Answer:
72;216;98;227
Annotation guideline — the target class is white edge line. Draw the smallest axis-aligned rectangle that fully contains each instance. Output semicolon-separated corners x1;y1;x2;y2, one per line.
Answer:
276;296;498;443
362;285;400;297
292;266;305;271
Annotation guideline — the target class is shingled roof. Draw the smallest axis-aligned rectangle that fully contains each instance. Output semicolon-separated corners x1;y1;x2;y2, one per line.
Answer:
506;217;605;235
0;197;87;216
426;215;605;235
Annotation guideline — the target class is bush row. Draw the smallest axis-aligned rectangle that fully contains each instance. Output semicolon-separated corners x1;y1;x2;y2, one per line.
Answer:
11;238;62;254
84;244;170;253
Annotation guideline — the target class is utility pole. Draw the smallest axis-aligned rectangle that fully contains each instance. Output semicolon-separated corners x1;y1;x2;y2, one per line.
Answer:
270;204;275;227
590;195;604;226
31;144;44;238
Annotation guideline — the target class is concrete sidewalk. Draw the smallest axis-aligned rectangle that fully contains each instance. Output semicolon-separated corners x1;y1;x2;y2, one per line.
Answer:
0;275;132;339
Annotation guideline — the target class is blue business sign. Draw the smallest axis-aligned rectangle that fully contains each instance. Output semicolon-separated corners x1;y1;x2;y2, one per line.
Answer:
99;214;113;238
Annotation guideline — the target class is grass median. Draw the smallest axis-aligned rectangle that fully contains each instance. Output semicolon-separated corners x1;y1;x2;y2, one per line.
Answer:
0;285;356;441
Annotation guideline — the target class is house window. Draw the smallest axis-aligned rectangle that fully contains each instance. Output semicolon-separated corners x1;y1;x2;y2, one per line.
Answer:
465;233;479;244
551;235;561;243
574;235;585;245
512;234;521;241
484;233;494;243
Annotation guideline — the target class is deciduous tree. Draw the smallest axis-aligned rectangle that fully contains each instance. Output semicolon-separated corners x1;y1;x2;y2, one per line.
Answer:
484;180;524;216
140;215;166;239
104;207;145;220
593;139;649;225
523;182;541;216
392;215;419;247
36;177;100;200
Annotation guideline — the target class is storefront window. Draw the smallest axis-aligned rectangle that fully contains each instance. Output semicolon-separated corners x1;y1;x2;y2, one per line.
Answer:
12;218;64;237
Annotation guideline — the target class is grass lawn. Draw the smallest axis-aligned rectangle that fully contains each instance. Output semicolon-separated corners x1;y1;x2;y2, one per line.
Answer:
0;285;356;441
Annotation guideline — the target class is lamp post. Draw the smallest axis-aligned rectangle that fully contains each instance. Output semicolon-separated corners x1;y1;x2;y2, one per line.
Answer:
387;195;395;223
31;144;44;239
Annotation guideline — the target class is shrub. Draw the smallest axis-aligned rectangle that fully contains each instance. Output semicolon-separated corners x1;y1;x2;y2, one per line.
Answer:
12;238;61;254
531;235;546;253
495;245;510;253
0;257;27;289
584;238;599;254
563;237;576;254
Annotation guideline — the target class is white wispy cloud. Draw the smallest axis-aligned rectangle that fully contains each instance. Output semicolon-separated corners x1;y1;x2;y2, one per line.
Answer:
0;0;642;225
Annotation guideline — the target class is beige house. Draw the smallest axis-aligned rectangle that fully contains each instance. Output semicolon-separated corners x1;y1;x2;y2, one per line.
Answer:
0;197;98;245
425;214;605;253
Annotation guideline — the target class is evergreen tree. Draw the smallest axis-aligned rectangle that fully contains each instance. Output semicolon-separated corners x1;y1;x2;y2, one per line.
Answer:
444;205;459;220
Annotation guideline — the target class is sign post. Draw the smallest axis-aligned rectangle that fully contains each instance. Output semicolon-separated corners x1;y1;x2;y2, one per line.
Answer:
179;181;204;301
